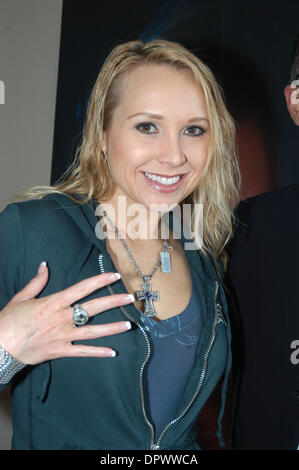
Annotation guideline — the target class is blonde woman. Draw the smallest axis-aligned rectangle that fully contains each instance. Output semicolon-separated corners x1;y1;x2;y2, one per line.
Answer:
0;39;240;450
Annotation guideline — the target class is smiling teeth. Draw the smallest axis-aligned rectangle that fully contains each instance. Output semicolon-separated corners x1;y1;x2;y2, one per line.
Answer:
145;172;181;185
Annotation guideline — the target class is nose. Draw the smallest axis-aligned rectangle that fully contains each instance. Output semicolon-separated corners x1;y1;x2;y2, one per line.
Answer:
157;132;187;168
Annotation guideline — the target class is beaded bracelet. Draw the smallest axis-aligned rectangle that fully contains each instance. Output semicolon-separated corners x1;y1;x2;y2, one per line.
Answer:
0;346;26;385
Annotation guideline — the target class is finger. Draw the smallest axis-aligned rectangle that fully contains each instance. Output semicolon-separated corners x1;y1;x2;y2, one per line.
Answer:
78;293;135;318
70;320;132;341
65;345;117;358
53;272;121;309
11;262;49;303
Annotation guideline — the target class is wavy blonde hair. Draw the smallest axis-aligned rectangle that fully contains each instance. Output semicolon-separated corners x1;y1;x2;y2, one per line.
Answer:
18;39;240;264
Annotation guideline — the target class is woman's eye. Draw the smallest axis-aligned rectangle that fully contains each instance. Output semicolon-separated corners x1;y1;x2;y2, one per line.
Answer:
184;126;204;136
136;122;158;134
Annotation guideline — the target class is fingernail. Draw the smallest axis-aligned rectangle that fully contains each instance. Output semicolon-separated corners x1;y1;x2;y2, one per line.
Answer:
109;272;121;281
124;321;132;330
109;350;117;357
122;294;135;304
37;261;47;274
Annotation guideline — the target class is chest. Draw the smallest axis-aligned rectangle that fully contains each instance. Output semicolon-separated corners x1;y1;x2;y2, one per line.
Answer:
105;238;192;321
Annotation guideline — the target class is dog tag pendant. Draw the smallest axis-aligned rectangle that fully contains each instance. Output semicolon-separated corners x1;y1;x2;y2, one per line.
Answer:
160;241;171;273
160;251;171;273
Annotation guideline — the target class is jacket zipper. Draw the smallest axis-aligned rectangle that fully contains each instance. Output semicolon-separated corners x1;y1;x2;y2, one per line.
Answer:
98;254;155;446
98;254;220;450
216;302;227;326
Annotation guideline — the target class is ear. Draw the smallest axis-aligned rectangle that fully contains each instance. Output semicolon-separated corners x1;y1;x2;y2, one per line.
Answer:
284;84;299;126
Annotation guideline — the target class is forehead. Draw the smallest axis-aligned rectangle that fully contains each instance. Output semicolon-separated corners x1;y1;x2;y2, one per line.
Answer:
115;63;207;114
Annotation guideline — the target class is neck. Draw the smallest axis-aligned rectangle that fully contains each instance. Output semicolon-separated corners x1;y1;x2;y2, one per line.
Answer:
97;193;172;244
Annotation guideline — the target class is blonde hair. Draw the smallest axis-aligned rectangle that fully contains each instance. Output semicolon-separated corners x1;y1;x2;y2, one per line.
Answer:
17;39;240;264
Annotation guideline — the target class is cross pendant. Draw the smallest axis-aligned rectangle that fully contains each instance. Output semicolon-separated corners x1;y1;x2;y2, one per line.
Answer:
136;276;160;317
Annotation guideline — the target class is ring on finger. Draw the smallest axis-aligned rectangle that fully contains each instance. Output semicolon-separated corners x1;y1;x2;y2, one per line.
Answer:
73;303;89;326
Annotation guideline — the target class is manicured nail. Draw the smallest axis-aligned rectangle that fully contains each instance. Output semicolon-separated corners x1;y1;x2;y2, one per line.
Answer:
109;272;121;281
37;261;47;274
125;321;132;330
109;350;117;357
122;294;135;304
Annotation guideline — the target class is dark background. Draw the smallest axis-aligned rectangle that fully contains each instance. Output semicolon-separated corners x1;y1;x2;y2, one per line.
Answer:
50;0;299;448
51;0;299;200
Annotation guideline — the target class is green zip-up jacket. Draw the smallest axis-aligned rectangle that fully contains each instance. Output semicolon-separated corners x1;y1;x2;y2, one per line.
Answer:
0;194;231;450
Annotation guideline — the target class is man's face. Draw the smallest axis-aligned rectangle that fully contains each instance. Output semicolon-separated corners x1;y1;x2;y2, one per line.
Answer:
284;55;299;126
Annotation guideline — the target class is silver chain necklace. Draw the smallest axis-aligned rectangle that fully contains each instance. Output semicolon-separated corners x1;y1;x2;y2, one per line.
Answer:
98;203;172;317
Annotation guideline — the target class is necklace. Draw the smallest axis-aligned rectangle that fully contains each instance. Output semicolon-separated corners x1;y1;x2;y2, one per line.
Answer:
98;204;172;317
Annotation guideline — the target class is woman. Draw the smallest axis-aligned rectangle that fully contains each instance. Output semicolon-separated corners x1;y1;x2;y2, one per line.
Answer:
0;39;240;450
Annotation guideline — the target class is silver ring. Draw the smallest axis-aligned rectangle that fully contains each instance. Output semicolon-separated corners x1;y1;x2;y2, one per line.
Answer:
73;304;89;326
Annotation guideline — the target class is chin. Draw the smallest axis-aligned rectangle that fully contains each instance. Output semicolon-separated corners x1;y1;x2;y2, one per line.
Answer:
147;201;179;213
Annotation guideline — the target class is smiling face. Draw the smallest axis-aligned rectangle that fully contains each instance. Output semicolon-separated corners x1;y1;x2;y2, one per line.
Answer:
103;63;210;212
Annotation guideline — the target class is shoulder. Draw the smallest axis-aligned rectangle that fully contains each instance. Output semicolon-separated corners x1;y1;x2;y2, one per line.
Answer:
237;183;299;224
228;184;299;256
0;194;93;297
0;193;81;226
0;193;88;257
2;192;78;212
232;183;299;240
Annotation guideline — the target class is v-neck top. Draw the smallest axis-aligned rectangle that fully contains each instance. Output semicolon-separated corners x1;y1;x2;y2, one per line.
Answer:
135;271;202;440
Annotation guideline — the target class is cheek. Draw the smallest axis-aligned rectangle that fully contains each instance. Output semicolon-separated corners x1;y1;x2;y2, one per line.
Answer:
187;141;210;172
106;136;129;175
106;130;125;160
108;135;153;170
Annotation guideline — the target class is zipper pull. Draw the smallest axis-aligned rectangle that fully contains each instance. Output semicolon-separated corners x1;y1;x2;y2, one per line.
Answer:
151;443;160;450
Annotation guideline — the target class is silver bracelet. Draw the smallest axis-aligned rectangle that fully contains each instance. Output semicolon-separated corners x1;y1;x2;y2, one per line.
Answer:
0;345;27;385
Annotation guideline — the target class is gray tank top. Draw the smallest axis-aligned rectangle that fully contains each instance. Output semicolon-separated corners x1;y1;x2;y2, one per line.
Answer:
137;272;202;439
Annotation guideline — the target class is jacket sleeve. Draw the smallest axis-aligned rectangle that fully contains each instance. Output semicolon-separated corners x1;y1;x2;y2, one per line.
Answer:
0;203;25;393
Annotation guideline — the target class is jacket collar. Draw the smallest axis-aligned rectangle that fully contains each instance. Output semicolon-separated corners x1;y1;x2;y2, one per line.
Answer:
50;192;219;283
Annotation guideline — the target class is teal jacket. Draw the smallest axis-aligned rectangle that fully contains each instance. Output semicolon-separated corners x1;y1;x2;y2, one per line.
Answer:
0;194;231;450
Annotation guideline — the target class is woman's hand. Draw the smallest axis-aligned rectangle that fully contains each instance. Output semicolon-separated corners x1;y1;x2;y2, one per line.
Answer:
0;262;134;365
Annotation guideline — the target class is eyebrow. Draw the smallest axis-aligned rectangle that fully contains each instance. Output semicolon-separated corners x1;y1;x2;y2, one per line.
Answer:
127;112;209;123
